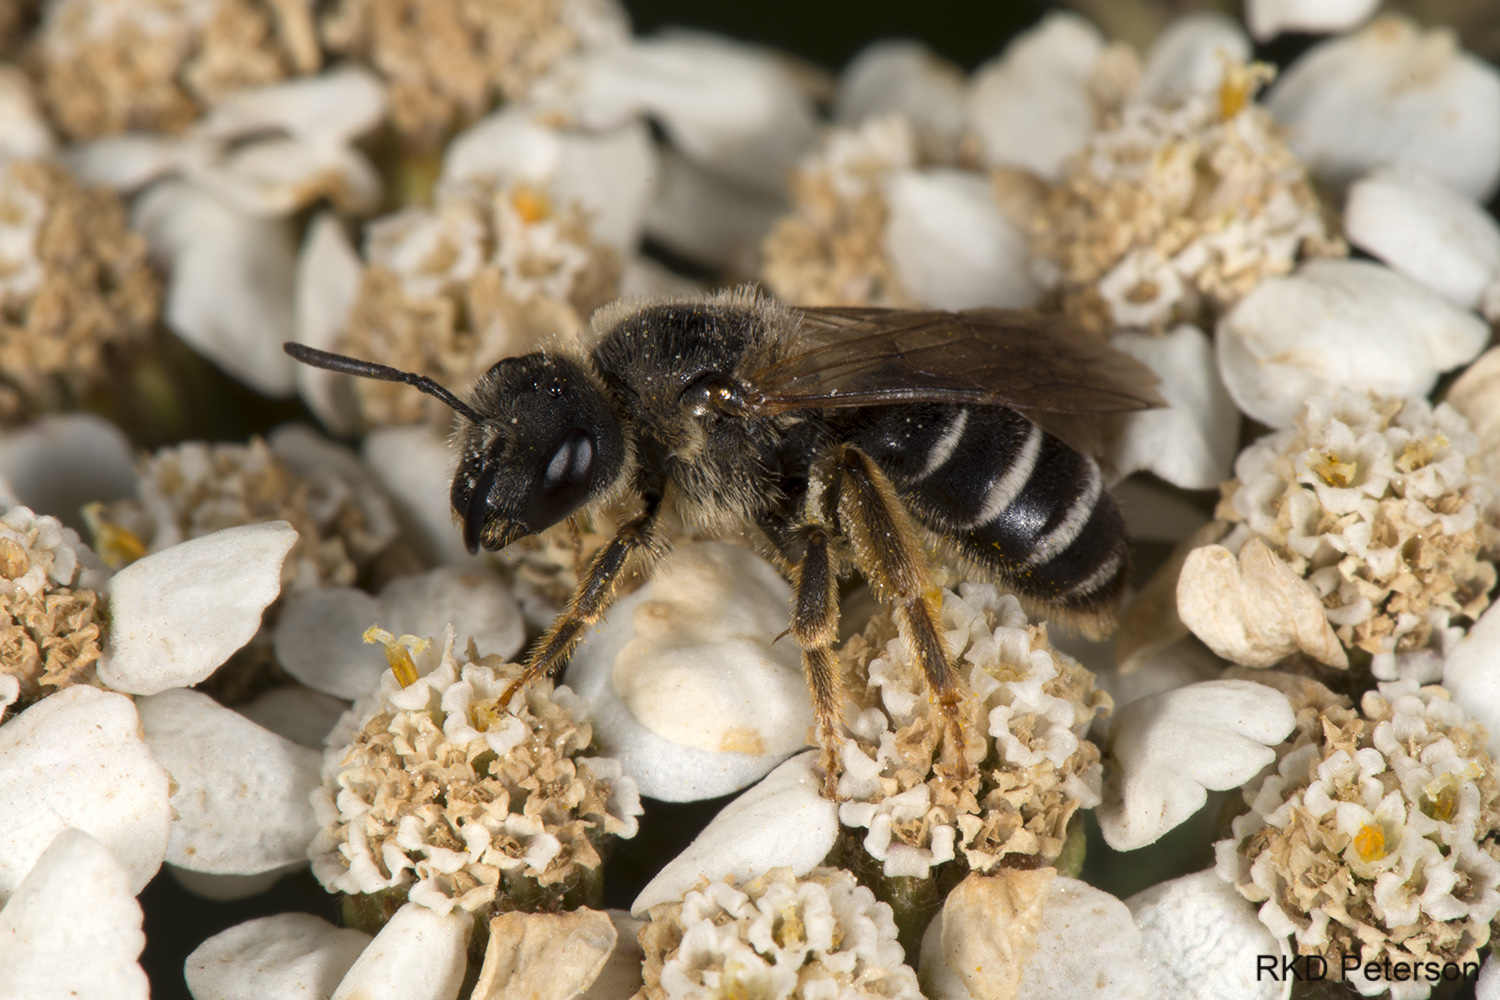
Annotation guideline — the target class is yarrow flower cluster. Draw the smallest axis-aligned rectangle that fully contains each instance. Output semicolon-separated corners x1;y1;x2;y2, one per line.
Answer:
1216;676;1500;997
85;432;398;595
26;0;322;140
0;159;158;425
0;504;106;710
1220;391;1498;670
836;583;1110;878
319;0;629;148
309;626;643;919
760;115;924;308
336;178;621;429
636;866;921;1000
1031;61;1344;332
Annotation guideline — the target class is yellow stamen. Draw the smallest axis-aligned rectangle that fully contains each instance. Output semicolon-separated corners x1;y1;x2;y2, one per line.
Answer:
1311;452;1356;488
362;625;426;688
1353;823;1386;862
81;502;147;568
511;186;551;225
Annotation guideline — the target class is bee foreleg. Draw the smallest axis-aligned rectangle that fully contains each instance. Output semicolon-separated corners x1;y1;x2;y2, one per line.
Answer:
502;496;663;707
831;446;972;784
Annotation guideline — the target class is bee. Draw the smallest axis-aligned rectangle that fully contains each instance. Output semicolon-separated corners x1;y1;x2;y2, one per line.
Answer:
284;287;1159;795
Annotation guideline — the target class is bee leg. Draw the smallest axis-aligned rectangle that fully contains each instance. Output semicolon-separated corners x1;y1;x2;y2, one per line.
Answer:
501;495;662;706
788;523;845;799
831;446;971;784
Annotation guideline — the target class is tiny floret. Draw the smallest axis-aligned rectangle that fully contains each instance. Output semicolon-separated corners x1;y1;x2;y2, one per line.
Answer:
637;866;922;1000
836;583;1110;878
1216;677;1500;997
0;503;107;706
1031;61;1342;332
1217;391;1497;675
309;627;642;916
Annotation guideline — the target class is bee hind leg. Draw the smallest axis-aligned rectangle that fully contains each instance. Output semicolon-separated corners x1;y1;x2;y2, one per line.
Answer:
831;446;973;785
786;523;846;800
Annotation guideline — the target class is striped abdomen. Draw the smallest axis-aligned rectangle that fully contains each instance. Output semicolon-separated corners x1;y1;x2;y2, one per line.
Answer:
843;403;1128;622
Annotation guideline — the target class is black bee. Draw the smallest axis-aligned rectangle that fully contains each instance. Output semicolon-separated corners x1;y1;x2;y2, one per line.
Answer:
285;288;1159;794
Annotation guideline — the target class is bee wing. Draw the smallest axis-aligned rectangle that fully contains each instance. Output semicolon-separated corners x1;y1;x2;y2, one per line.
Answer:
746;308;1165;417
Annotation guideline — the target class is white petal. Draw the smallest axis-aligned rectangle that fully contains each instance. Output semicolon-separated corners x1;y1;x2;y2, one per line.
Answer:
1246;0;1379;41
641;145;784;271
1215;258;1489;428
631;751;838;915
330;903;472;1000
1015;877;1154;1000
919;868;1054;1000
471;909;618;1000
183;136;381;218
1109;325;1238;489
1345;164;1500;310
580;911;644;1000
442;109;656;251
0;413;135;532
133;180;300;396
1479;955;1500;1000
969;12;1104;180
1266;16;1500;201
834;40;968;141
276;567;524;701
1176;539;1347;669
100;521;296;695
883;169;1039;309
1140;13;1251;103
1125;870;1291;1000
138;689;321;874
293;213;366;436
0;67;54;162
543;32;817;195
169;861;304;902
565;542;812;801
1098;680;1295;850
1443;602;1500;760
0;829;147;1000
0;687;170;902
197;67;387;146
0;674;16;723
63;134;190;192
362;427;473;567
186;913;371;1000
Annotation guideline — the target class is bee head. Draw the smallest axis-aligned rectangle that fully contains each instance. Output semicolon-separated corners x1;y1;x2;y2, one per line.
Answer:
451;353;626;553
280;342;626;555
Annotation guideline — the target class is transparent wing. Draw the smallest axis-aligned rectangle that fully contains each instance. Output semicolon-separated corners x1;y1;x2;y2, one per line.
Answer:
746;307;1164;416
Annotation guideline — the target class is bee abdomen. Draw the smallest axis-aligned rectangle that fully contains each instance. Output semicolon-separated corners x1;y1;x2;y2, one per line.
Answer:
848;404;1127;617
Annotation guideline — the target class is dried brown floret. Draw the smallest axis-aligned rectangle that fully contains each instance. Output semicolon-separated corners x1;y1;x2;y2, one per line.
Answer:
0;160;158;425
0;586;103;703
26;0;320;139
320;0;627;149
0;505;106;706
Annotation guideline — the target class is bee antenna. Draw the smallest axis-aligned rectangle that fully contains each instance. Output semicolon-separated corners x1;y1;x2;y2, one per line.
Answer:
283;342;482;424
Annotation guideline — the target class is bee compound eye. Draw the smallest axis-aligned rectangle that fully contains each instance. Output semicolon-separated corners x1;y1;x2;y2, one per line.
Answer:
522;428;597;532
